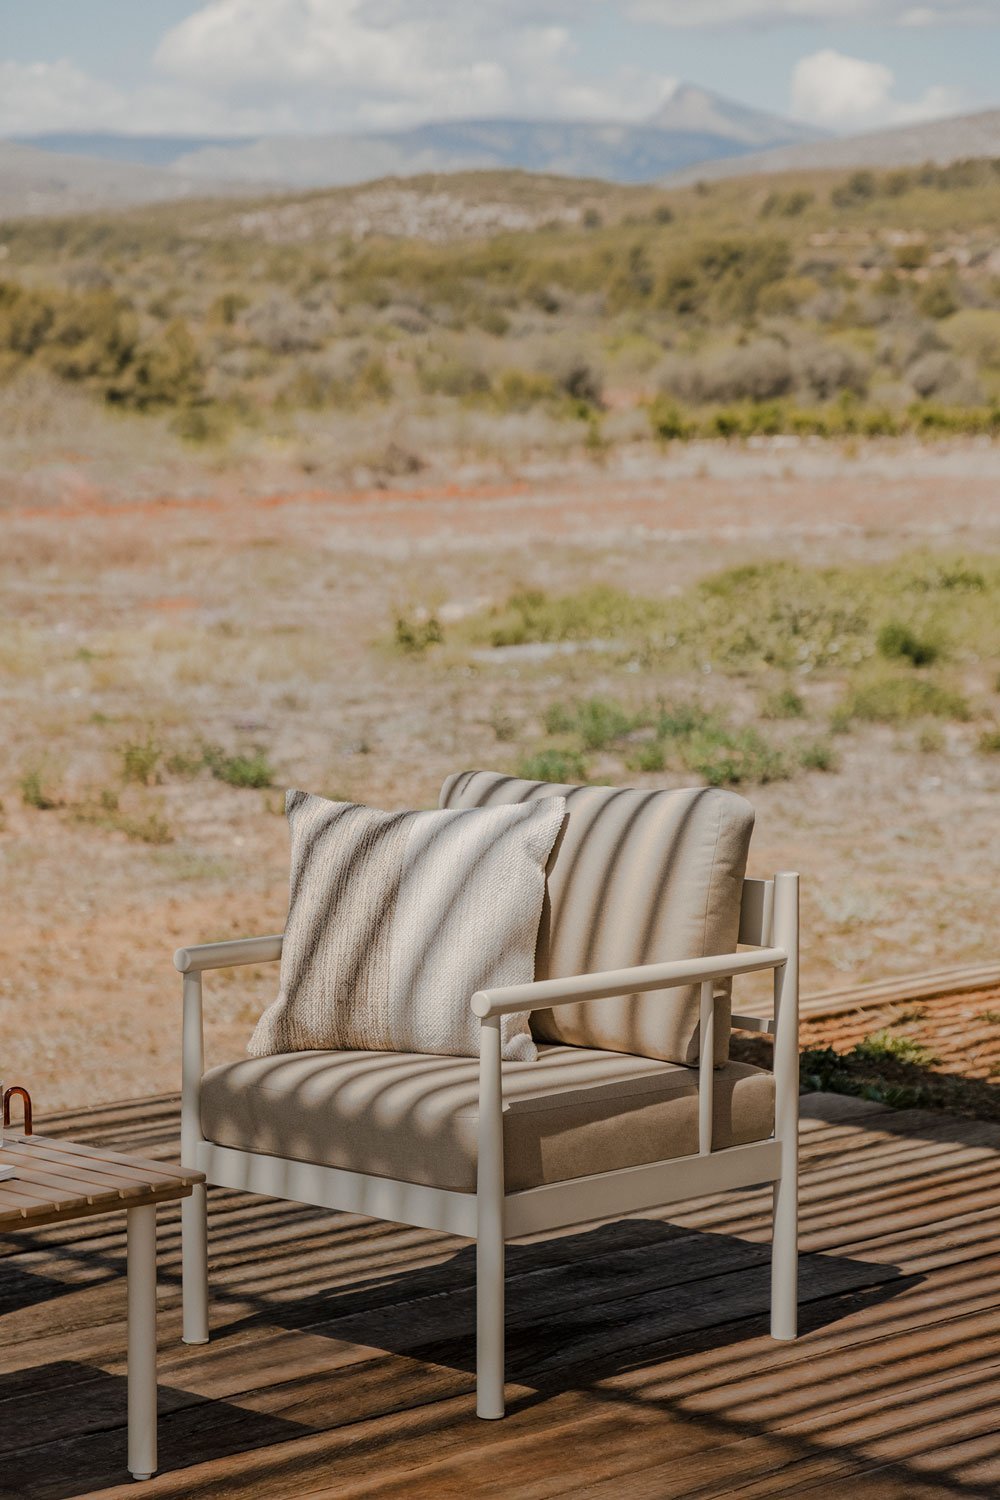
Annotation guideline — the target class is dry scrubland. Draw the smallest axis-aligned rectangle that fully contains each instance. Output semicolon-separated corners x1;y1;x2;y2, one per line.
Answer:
0;163;999;1110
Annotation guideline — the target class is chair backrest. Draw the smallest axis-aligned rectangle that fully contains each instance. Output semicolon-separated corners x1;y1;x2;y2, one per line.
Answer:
440;771;754;1066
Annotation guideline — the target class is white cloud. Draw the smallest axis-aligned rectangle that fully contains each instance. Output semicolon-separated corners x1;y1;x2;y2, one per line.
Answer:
0;60;124;135
629;0;998;22
151;0;661;131
790;47;963;128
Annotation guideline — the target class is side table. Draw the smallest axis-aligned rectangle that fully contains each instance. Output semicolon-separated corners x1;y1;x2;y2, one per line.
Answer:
0;1133;204;1481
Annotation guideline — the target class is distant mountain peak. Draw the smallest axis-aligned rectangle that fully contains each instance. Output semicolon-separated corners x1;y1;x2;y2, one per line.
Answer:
646;82;826;148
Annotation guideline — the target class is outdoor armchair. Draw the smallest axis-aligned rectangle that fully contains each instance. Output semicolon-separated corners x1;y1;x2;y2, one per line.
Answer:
175;773;799;1419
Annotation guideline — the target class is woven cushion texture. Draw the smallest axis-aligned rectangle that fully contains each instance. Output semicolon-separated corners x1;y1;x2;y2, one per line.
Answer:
202;1046;775;1193
249;790;566;1062
439;772;754;1066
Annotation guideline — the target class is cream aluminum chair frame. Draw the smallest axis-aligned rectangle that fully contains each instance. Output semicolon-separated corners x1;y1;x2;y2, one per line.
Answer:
175;871;798;1419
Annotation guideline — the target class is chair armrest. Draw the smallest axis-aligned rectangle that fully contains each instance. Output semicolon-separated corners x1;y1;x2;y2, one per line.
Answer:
174;934;284;974
470;947;787;1019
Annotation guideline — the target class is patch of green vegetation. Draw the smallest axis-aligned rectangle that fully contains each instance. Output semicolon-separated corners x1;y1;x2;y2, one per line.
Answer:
19;767;58;810
516;747;589;783
393;611;443;654
201;745;274;789
853;1029;939;1066
877;619;941;666
677;723;788;787
761;685;806;720
797;738;839;773
544;696;638;749
120;733;163;785
838;670;970;725
979;727;1000;753
461;586;662;649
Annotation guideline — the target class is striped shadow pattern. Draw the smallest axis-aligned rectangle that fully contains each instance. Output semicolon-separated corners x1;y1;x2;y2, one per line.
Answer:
249;790;566;1062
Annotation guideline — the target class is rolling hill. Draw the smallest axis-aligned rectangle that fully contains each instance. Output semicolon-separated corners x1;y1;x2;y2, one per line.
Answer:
665;106;1000;185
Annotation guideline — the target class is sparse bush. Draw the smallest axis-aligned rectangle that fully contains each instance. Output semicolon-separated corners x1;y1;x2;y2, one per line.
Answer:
517;748;588;783
762;685;806;719
120;733;163;785
20;767;58;809
979;727;1000;753
919;276;959;321
839;671;970;725
393;611;443;653
679;724;788;787
795;342;870;400
544;697;636;749
202;745;274;788
798;738;839;772
877;620;941;667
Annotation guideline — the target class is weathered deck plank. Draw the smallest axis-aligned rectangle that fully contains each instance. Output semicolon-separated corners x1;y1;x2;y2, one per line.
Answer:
1;1093;998;1499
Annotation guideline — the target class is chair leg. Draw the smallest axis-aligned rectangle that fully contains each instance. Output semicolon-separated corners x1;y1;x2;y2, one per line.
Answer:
770;1169;798;1340
181;1183;210;1345
476;1212;505;1419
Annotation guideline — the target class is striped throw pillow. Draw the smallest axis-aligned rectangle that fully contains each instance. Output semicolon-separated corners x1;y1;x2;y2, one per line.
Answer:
248;790;566;1062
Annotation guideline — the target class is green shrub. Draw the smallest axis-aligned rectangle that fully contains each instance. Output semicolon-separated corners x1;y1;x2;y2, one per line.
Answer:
629;740;667;773
797;738;839;772
466;585;661;649
544;696;636;750
979;727;1000;753
393;612;443;653
120;733;163;785
516;748;588;783
19;767;58;809
839;671;970;725
876;620;941;667
679;724;788;787
202;745;274;788
116;808;172;845
761;685;806;719
648;397;695;441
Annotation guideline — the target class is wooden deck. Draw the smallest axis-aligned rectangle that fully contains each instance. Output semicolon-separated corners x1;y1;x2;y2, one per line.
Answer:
2;1091;1000;1499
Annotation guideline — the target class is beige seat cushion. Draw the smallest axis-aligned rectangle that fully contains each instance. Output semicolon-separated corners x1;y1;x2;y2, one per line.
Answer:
200;1046;774;1194
440;772;755;1067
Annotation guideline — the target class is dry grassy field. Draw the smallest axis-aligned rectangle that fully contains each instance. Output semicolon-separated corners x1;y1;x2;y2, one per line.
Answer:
1;163;999;1113
2;419;999;1112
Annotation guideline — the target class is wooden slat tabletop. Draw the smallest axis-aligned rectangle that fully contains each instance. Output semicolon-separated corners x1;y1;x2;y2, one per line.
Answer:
0;1135;203;1232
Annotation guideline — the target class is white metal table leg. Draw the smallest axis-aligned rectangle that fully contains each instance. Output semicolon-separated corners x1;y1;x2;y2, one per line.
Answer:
127;1204;158;1481
181;1185;209;1344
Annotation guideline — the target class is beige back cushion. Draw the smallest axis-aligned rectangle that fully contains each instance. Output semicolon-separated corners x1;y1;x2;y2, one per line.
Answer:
439;773;754;1066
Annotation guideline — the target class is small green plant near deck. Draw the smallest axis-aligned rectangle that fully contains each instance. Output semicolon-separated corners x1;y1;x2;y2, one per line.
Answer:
853;1029;939;1067
979;1010;1000;1025
120;733;163;785
877;620;941;667
19;767;58;809
979;727;1000;753
202;744;274;789
516;747;588;783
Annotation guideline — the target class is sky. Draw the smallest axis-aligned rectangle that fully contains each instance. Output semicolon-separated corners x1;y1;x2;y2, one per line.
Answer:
1;0;998;140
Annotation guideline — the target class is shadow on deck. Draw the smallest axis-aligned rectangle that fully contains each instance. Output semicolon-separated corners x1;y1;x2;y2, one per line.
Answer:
1;1091;999;1499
